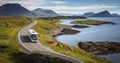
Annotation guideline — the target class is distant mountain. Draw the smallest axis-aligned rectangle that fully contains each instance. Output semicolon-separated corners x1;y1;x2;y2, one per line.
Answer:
33;8;58;17
0;3;39;18
91;10;113;17
83;12;95;17
111;13;120;17
0;3;59;18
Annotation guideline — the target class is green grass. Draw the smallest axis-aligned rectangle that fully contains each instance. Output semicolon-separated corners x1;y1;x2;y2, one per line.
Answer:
33;19;114;63
0;16;32;63
0;16;114;63
0;16;77;63
72;20;108;25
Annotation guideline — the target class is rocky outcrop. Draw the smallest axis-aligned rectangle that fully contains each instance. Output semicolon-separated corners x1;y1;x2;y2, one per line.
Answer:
78;42;120;55
101;21;116;25
72;25;89;28
48;41;58;47
53;28;80;37
67;46;74;52
61;28;80;34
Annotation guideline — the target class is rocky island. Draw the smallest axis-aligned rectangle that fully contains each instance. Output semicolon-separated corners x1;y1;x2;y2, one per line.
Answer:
71;20;116;25
72;25;90;28
78;42;120;55
53;28;80;37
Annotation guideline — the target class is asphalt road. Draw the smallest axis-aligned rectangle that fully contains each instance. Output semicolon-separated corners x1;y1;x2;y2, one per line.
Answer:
18;20;84;63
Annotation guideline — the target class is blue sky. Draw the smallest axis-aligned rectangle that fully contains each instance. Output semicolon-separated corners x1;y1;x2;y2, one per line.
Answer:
0;0;120;14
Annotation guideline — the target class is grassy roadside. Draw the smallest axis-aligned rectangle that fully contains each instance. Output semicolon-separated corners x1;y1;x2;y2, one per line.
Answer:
0;16;73;63
33;19;114;63
0;16;32;63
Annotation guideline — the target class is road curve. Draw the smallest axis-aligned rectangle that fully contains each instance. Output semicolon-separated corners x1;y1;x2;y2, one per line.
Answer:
18;20;84;63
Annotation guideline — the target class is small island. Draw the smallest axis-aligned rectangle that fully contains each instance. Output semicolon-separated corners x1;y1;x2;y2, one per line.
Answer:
71;20;116;25
61;28;80;34
53;28;80;37
72;25;90;28
78;42;120;55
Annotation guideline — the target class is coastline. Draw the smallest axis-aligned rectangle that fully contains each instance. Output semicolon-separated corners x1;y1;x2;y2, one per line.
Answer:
51;27;120;56
48;19;120;63
50;19;120;55
51;19;116;39
36;19;114;63
49;25;80;39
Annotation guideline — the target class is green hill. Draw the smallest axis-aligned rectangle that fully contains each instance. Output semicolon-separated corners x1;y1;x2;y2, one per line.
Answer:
0;16;73;63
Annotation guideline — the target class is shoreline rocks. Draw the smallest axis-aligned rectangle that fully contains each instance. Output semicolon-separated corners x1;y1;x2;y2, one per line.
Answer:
72;25;90;28
61;28;80;34
101;21;116;25
53;28;80;37
52;19;116;38
78;42;120;55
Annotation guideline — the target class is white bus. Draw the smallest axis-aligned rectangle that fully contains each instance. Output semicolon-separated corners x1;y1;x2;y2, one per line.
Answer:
28;29;38;42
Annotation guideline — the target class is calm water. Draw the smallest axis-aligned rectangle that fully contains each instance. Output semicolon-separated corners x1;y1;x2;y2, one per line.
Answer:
56;17;120;63
99;53;120;63
56;17;120;46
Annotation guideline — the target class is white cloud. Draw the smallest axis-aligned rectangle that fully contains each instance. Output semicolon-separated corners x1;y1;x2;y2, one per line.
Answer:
0;0;119;14
39;5;119;14
111;11;120;14
40;5;119;11
57;11;85;14
50;1;67;4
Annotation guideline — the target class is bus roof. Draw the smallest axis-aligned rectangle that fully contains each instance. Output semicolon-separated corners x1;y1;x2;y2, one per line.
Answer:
28;29;38;34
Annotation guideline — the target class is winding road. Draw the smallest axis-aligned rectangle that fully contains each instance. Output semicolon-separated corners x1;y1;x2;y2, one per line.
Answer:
18;20;84;63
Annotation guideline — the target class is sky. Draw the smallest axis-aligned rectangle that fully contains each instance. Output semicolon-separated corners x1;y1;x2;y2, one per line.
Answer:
0;0;120;14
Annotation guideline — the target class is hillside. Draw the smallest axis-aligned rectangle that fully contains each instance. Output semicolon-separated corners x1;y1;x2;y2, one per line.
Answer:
83;12;95;17
33;19;113;63
0;3;38;18
0;16;74;63
91;10;113;17
0;3;59;18
33;8;58;17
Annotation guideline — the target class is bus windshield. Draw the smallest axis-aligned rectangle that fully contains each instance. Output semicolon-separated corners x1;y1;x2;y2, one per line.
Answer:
31;34;38;40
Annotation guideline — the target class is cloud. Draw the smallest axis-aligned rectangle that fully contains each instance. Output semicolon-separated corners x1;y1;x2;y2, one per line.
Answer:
0;0;119;14
39;5;119;14
111;11;120;14
50;1;67;4
40;5;119;11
